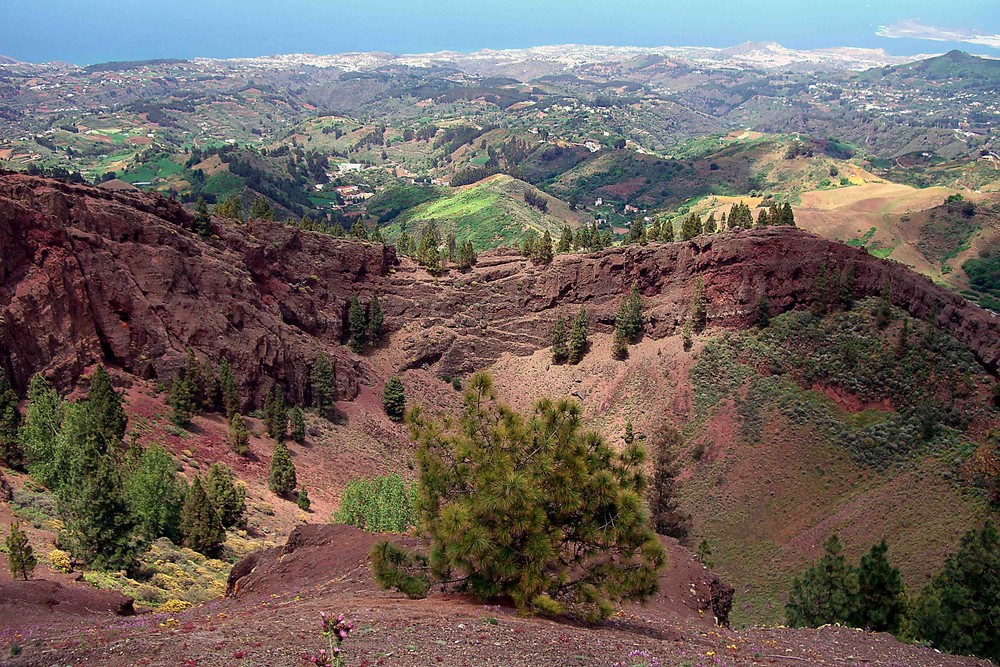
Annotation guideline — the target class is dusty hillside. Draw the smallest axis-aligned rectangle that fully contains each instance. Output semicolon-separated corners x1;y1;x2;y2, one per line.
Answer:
3;524;992;667
1;173;999;662
1;171;996;406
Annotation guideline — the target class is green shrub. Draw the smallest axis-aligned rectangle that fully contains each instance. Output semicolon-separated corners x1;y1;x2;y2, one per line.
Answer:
333;473;415;533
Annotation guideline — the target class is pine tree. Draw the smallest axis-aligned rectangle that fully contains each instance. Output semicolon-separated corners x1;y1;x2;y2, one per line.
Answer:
616;283;644;342
894;320;910;359
756;209;768;227
348;296;368;352
180;477;225;557
648;423;691;542
397;231;411;256
660;219;675;242
56;403;140;571
611;327;629;360
780;202;796;226
289;407;306;444
626;219;645;245
229;413;250;456
446;230;457;262
755;297;772;329
21;374;63;487
768;203;780;225
218;358;240;419
311;352;336;416
169;371;198;428
531;231;554;264
297;488;311;511
124;444;185;543
851;540;904;633
183;348;207;410
5;522;35;580
382;377;406;422
557;224;573;252
702;212;717;234
193;196;212;236
785;535;859;628
874;282;893;329
206;463;246;529
264;385;287;440
268;441;297;497
370;226;386;244
0;369;23;469
351;220;370;241
520;232;536;257
88;365;127;447
911;521;1000;662
648;218;662;241
689;278;707;332
550;317;569;364
213;194;243;221
680;212;701;241
368;293;385;343
457;240;477;270
567;306;589;364
248;196;274;221
382;374;665;621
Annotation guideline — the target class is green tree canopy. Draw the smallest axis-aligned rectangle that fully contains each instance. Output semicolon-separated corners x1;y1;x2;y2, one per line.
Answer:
5;522;36;580
382;376;406;422
785;534;858;628
206;462;246;529
218;358;240;419
268;441;297;497
0;369;24;469
911;521;1000;662
550;317;568;364
852;539;905;633
21;374;64;487
648;423;691;542
180;476;225;557
124;444;186;543
567;306;589;364
379;374;665;621
311;352;336;416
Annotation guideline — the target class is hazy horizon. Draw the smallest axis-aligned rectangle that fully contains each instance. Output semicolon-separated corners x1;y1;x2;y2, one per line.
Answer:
2;0;999;66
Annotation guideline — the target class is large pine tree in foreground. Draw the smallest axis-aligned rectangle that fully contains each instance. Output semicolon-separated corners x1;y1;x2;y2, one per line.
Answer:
374;373;664;622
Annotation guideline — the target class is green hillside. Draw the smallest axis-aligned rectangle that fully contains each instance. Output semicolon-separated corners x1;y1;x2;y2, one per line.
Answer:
381;174;591;250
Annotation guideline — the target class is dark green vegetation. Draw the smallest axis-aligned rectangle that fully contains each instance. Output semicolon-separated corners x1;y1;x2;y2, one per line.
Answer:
690;298;989;471
963;250;1000;312
12;368;248;569
787;524;1000;663
333;473;416;533
5;522;36;580
684;292;997;626
374;374;664;622
267;441;297;497
381;377;406;422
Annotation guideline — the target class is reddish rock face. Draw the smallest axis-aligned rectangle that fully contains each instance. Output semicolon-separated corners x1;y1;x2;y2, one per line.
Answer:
0;173;996;409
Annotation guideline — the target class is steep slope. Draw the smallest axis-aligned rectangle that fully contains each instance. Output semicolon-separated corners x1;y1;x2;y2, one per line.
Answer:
2;173;998;638
2;172;997;402
383;174;591;249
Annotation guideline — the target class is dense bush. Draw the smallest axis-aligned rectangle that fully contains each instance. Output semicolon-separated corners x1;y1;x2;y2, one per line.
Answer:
374;374;665;621
333;473;415;533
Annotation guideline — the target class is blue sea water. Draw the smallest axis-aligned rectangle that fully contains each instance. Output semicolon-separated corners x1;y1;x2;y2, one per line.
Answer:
1;0;997;65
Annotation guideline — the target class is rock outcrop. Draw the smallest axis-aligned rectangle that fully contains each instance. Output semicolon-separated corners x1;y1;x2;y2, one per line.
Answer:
1;173;996;410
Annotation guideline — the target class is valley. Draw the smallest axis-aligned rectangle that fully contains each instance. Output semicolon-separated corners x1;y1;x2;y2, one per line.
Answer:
1;33;999;667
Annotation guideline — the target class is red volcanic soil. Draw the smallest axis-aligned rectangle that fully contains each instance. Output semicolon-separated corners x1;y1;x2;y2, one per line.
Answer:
2;525;990;667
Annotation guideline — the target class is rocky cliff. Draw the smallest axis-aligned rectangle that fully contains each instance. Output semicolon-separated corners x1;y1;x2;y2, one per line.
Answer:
1;173;996;408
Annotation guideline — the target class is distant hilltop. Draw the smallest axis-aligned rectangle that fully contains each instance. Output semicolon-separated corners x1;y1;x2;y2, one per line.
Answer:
1;41;948;74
